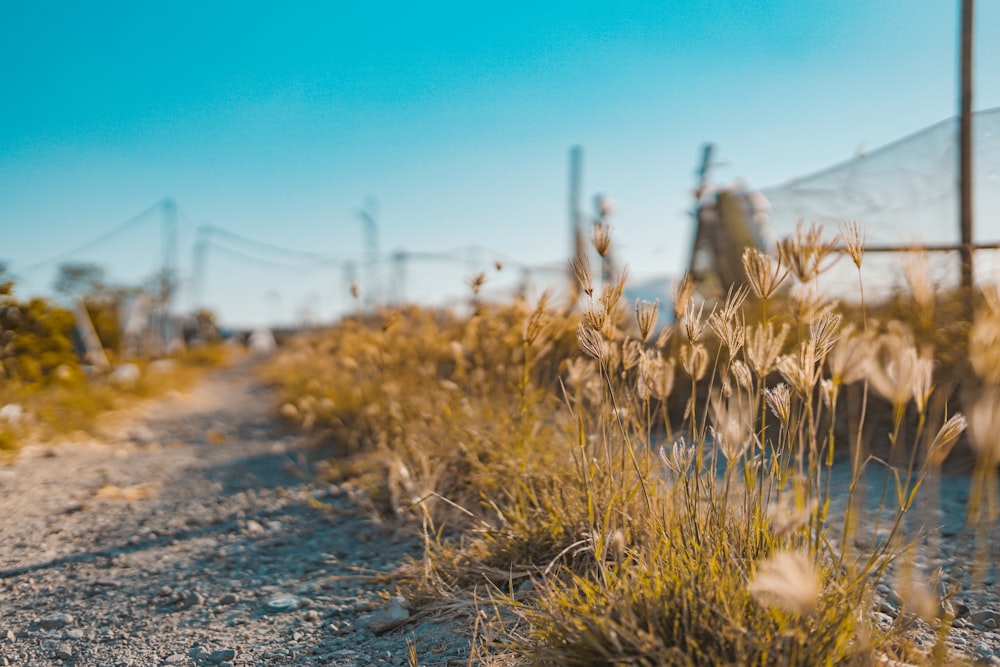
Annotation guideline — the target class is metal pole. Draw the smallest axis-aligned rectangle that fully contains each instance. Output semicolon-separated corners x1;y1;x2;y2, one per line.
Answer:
959;0;974;305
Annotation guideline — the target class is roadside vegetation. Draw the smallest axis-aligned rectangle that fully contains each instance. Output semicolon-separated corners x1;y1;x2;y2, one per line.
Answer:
265;222;998;665
0;271;228;451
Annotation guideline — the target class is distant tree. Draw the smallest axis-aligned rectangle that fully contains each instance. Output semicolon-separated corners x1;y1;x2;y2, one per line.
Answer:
53;263;106;303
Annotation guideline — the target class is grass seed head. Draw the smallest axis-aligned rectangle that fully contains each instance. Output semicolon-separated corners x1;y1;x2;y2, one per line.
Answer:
683;299;706;342
968;385;1000;465
748;550;822;616
867;331;926;409
767;493;818;536
571;255;594;298
659;437;695;475
672;273;695;322
634;298;659;343
777;220;838;284
591;221;612;257
742;247;786;300
827;325;874;386
840;220;865;269
746;321;789;377
764;383;792;425
680;343;709;381
576;324;607;361
709;388;756;464
926;412;967;466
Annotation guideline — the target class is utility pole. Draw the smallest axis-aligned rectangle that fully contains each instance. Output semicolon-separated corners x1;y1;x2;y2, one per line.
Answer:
192;226;208;311
160;198;179;352
358;197;380;310
568;146;584;298
959;0;975;309
161;198;178;314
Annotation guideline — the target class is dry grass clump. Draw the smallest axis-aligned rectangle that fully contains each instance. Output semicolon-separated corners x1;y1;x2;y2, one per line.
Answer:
266;222;996;665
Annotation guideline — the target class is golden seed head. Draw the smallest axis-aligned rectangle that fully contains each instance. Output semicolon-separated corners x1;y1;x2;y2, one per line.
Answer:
745;321;789;377
809;311;842;362
748;550;822;616
635;298;659;343
967;386;1000;465
902;251;935;320
576;323;607;361
776;220;838;284
709;388;756;464
827;325;874;386
621;339;642;371
591;221;612;257
778;341;819;398
742;247;787;300
767;493;818;536
867;331;927;409
654;324;674;350
969;291;1000;383
571;254;594;298
680;342;709;381
672;273;695;322
684;299;706;342
839;220;865;269
764;382;792;425
659;437;695;475
730;359;753;392
466;271;487;296
926;412;967;466
651;357;676;400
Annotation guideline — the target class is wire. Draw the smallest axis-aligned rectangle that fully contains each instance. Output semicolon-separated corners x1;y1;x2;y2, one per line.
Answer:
201;224;335;262
18;201;164;273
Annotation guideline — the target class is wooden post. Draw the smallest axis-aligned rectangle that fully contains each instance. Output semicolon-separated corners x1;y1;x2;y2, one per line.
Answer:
569;146;584;298
959;0;974;310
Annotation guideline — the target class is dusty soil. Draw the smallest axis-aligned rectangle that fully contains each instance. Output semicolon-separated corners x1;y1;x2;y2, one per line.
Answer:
0;357;470;666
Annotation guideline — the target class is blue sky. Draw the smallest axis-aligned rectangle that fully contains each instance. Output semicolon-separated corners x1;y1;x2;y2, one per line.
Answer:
2;1;998;327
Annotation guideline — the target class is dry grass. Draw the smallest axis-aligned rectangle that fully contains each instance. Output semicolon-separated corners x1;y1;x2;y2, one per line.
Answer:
265;223;996;666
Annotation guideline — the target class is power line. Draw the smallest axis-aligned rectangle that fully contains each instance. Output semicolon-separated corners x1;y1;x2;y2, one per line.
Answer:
18;200;164;273
200;224;335;262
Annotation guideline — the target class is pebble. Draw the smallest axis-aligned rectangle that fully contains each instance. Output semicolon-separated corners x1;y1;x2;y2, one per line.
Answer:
367;596;410;634
218;593;239;605
164;654;187;664
38;613;73;630
208;648;237;663
182;591;205;608
265;593;301;612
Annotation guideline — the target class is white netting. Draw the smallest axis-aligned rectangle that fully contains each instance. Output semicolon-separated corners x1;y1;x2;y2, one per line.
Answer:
759;107;1000;299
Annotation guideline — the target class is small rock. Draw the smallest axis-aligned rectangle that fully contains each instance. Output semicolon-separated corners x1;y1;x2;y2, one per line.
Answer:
368;596;410;634
188;646;209;660
163;654;186;664
53;644;73;660
244;519;265;535
972;610;1000;629
39;614;73;630
218;593;239;606
181;591;205;609
304;609;320;622
3;629;14;641
158;586;174;597
266;594;301;612
63;628;84;640
208;648;237;663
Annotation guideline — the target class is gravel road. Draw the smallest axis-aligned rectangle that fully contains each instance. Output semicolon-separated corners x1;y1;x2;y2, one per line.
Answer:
0;358;470;666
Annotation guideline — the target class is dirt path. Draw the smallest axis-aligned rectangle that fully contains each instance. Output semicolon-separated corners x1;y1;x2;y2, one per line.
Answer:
0;359;468;667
